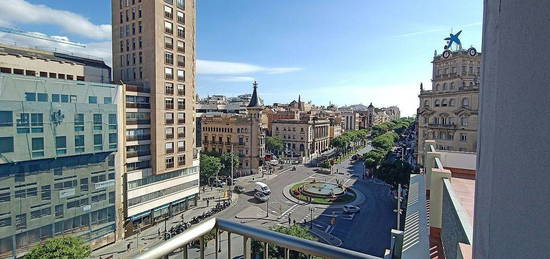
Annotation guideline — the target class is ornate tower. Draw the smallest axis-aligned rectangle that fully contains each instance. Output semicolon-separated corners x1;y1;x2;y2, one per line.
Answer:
246;81;264;174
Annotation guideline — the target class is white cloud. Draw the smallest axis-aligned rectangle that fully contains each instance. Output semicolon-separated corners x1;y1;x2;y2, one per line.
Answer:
0;0;111;40
0;32;112;67
197;59;302;75
216;76;255;82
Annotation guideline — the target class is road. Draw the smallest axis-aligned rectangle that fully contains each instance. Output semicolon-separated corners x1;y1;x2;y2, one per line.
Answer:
92;145;397;258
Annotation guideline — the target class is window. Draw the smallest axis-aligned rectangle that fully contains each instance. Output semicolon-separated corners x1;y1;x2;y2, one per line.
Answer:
164;5;173;18
177;127;185;138
166;127;174;139
461;117;469;126
55;205;63;218
165;52;174;64
178;155;185;165
94;134;103;151
104;97;112;104
37;93;48;102
165;82;174;94
52;94;60;102
31;137;44;157
89;96;98;104
80;178;89;192
443;83;447;90
177;40;185;52
15;214;26;230
165;67;173;79
30;113;43;133
450;82;455;89
93;114;102;130
165;112;174;124
25;92;36;101
177;140;185;152
75;114;84;131
441;99;448;107
177;112;185;123
449;99;456;107
0;217;11;227
165;36;173;49
166;142;174;153
177;55;185;67
434;99;440;107
164;21;173;34
460;134;467;141
0;111;13;127
75;135;85;153
177;84;185;95
165;97;174;109
108;133;117;149
166;157;174;168
177;25;185;38
56;136;67;155
177;0;184;9
462;97;469;107
109;114;117;129
177;11;185;24
0;137;14;153
177;70;185;81
177;98;185;109
423;100;429;107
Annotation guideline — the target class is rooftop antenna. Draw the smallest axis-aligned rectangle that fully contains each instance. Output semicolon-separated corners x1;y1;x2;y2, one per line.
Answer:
0;27;86;48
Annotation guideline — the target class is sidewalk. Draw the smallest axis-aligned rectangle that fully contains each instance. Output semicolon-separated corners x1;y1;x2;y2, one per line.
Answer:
91;187;238;259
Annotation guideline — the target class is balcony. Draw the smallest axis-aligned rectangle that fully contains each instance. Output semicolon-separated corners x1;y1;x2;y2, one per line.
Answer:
178;89;185;95
166;134;174;140
126;151;150;158
126;103;151;109
165;43;173;49
178;133;185;138
166;162;174;169
178;147;185;152
126;134;150;141
166;104;174;109
135;218;380;259
166;148;174;154
126;85;150;93
166;119;174;125
126;119;151;125
178;105;185;110
428;123;457;129
166;89;174;95
178;119;185;124
166;74;174;80
178;61;185;67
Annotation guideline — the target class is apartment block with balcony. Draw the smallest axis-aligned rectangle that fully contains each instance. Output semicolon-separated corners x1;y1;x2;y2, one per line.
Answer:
0;73;121;258
112;0;200;233
416;48;481;166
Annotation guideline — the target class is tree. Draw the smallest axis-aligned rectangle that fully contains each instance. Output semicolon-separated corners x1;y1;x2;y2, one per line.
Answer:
251;225;318;259
265;136;284;155
375;160;413;187
219;152;240;175
25;236;91;259
200;154;222;185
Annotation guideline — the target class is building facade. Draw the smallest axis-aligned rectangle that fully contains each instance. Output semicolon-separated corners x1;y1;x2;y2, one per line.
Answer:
0;73;121;258
200;84;266;176
417;47;481;165
272;117;330;161
341;110;359;131
112;0;200;233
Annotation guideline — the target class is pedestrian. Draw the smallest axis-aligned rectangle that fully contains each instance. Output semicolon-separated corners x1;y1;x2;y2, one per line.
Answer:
127;243;131;251
288;217;291;225
207;199;210;207
157;228;160;236
293;219;296;225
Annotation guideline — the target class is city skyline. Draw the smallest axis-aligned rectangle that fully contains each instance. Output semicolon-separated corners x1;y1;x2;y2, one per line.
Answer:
0;0;482;116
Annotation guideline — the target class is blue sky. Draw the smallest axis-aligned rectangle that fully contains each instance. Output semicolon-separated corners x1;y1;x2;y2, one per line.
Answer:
0;0;483;116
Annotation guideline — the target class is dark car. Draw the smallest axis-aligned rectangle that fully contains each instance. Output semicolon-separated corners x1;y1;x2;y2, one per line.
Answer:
233;185;245;193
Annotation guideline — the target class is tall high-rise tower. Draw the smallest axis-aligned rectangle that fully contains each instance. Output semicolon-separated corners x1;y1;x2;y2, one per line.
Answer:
112;0;199;233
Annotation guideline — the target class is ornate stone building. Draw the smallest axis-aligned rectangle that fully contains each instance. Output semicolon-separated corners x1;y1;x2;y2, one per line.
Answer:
417;47;481;165
272;116;330;162
200;82;266;175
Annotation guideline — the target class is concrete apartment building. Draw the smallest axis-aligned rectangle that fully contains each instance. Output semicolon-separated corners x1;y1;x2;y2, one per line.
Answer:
200;83;266;176
0;71;122;257
417;47;481;165
111;0;200;233
272;116;330;161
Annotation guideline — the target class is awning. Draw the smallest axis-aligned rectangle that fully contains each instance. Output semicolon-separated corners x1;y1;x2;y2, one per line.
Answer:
130;210;151;221
153;204;170;212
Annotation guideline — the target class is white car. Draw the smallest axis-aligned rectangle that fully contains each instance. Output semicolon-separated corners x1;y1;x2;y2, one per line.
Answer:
343;205;360;213
254;191;269;202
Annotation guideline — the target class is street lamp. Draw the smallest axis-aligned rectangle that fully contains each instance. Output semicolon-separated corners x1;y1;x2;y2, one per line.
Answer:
309;207;315;229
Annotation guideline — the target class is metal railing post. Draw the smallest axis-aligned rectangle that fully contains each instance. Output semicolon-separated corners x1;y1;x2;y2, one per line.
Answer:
284;248;290;259
200;236;205;259
182;244;188;259
243;236;251;259
215;228;220;259
263;242;269;259
227;232;232;259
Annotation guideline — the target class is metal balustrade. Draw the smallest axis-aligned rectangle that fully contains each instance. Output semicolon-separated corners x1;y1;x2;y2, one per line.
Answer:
135;218;381;259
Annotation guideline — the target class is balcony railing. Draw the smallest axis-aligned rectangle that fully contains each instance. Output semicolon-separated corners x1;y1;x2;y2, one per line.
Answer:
166;104;174;109
428;123;457;129
178;119;185;124
166;134;174;140
126;151;151;158
126;134;151;141
166;162;174;169
126;85;151;93
178;105;185;110
135;218;380;259
166;148;174;154
178;133;185;138
126;103;151;109
178;147;185;152
166;89;174;95
166;119;174;124
178;89;185;95
126;119;151;125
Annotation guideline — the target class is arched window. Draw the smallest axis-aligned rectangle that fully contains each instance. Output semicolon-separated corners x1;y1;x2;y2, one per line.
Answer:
449;99;456;107
443;83;447;90
462;98;469;107
461;116;469;126
435;99;440;107
441;99;448;106
424;100;429;107
435;84;440;91
450;82;455;89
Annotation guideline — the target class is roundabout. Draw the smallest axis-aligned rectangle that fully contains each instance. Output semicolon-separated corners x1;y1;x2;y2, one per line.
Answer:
289;180;357;205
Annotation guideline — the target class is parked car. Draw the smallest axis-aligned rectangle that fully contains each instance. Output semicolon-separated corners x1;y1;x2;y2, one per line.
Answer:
234;185;245;193
343;205;360;214
254;182;271;195
254;191;269;202
211;179;225;187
